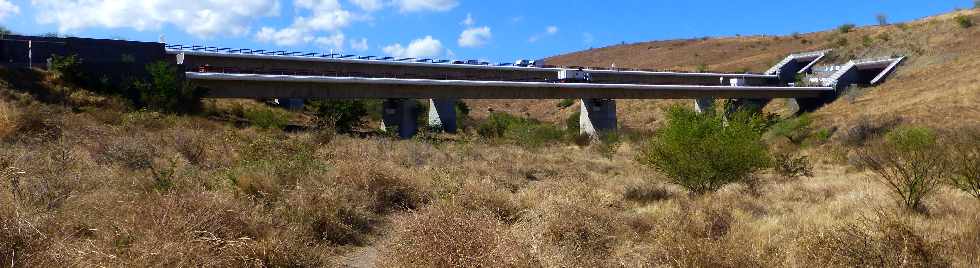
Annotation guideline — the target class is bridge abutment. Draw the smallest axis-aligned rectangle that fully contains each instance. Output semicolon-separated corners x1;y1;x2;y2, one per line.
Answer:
427;99;458;133
580;99;617;138
381;99;419;139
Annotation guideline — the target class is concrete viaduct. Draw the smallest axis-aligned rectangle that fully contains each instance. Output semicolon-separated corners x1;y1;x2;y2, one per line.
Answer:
167;46;901;138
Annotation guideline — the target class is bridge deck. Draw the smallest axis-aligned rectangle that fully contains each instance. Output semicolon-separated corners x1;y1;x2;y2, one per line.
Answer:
171;50;780;86
186;72;832;99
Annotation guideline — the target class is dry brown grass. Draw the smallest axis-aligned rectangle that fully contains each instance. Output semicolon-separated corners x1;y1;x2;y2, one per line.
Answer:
2;9;980;268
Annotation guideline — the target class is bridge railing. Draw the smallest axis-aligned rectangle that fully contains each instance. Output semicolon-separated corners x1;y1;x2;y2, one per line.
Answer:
168;44;770;76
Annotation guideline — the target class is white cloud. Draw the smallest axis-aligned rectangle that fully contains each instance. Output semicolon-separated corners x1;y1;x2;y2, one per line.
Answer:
461;13;474;26
383;36;444;58
30;0;281;38
529;25;560;43
458;26;491;48
256;27;311;46
350;37;369;51
315;32;345;49
0;0;19;20
349;0;382;11
546;26;559;34
392;0;457;13
253;0;359;47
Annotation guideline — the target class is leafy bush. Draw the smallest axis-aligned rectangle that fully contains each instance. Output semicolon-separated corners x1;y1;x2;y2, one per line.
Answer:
557;98;575;108
856;126;945;212
243;107;290;130
307;100;368;133
565;111;580;133
947;129;980;200
48;54;84;84
976;0;980;9
955;15;974;28
838;23;856;33
477;112;565;148
639;106;771;195
834;37;849;47
133;61;205;114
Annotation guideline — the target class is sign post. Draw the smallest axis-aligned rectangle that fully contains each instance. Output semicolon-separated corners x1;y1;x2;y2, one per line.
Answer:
27;40;32;69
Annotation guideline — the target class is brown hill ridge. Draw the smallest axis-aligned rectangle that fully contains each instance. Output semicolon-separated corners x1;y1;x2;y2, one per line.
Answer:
469;9;980;132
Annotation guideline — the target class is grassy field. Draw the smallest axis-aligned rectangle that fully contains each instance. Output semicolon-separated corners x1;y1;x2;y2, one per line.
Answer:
2;9;980;268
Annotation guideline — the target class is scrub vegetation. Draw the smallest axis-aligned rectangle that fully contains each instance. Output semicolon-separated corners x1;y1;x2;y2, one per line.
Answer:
2;9;980;268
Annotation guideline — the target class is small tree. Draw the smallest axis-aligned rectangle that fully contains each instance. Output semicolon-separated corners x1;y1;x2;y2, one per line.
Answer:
639;106;771;195
838;23;856;33
947;129;980;200
975;0;980;9
134;61;206;114
876;14;889;26
857;126;946;212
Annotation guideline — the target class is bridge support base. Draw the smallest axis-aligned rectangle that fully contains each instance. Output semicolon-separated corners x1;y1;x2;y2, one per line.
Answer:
427;99;457;133
381;99;419;139
580;99;617;139
694;98;715;114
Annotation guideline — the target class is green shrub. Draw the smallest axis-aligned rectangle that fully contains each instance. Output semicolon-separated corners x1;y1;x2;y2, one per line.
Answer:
244;107;290;130
133;61;205;114
49;54;84;84
308;100;368;133
477;112;565;148
639;106;771;195
856;126;945;212
557;98;575;108
834;37;849;47
975;0;980;9
565;111;581;133
955;15;974;28
838;24;856;33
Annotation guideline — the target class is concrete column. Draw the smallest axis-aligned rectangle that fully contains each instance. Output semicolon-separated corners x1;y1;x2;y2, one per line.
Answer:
427;99;457;133
381;99;419;139
580;99;617;138
694;98;715;114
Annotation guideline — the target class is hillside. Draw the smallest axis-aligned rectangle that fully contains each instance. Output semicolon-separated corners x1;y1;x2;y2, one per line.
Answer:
470;9;980;133
1;9;980;268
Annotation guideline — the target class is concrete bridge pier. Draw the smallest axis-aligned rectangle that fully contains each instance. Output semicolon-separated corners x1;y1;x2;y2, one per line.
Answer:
694;98;715;114
381;99;419;139
427;99;458;133
580;99;617;138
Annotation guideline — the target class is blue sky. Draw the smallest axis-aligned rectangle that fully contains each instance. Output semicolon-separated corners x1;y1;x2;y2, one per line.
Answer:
0;1;972;63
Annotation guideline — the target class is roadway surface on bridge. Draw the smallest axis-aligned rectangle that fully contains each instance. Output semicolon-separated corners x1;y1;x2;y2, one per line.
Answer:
186;72;832;99
171;49;780;86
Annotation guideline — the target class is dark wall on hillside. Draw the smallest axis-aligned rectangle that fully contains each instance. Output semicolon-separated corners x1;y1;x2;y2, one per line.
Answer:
0;35;168;85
